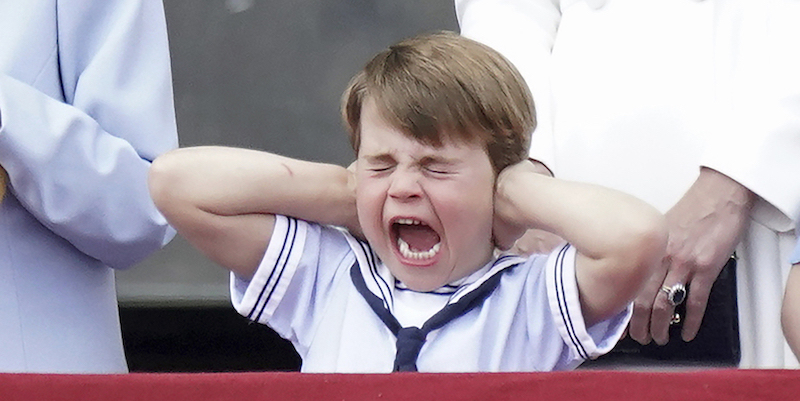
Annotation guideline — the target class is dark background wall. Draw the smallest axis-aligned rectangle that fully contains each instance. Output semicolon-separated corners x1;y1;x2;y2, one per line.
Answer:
117;0;458;372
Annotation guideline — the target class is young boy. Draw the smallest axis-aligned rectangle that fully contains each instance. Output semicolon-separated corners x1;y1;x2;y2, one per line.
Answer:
149;31;666;372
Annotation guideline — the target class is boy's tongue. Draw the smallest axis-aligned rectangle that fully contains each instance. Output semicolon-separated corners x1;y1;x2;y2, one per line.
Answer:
397;224;440;252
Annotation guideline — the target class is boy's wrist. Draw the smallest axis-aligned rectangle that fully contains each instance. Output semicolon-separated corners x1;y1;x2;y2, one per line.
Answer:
495;160;542;225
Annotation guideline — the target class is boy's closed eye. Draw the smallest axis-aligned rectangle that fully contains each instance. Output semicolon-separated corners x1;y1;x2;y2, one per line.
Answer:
423;165;454;176
363;154;396;174
368;165;394;173
419;156;458;177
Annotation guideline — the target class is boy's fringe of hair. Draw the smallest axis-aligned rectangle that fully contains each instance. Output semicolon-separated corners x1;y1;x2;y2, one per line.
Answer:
342;31;535;175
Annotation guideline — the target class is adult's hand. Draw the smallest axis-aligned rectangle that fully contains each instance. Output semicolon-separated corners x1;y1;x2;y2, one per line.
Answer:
628;167;754;345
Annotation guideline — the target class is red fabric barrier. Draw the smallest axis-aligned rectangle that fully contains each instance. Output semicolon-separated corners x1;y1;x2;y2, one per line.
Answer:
0;369;793;401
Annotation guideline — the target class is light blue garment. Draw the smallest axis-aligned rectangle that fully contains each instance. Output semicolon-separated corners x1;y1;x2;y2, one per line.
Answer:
0;0;178;373
792;235;800;265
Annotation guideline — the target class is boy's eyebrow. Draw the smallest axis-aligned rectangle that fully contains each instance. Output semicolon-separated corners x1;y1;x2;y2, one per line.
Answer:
362;153;461;166
362;153;396;164
419;155;459;166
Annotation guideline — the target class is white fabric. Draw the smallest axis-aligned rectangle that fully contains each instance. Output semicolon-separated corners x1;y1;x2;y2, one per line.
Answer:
457;0;800;368
231;215;630;373
0;0;177;373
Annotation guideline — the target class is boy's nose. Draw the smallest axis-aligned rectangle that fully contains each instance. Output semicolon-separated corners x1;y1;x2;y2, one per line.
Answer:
388;170;422;200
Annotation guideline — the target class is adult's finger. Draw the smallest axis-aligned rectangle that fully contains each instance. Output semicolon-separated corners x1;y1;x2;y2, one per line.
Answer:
650;264;689;346
629;259;668;344
680;272;715;342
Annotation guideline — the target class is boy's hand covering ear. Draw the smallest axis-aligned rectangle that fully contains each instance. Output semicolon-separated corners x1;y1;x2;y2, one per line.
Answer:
508;228;564;256
493;160;563;254
345;161;365;240
492;161;533;250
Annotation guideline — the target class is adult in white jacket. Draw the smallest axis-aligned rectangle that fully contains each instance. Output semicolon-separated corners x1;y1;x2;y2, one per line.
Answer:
457;0;800;368
0;0;178;372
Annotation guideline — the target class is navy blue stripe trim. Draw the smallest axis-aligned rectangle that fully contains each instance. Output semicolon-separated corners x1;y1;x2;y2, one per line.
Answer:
246;217;291;320
248;217;297;322
495;254;518;264
350;262;402;334
253;218;298;322
554;244;589;359
355;239;393;308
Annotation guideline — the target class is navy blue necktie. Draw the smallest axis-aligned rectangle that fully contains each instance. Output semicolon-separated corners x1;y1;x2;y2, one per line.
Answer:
349;262;513;372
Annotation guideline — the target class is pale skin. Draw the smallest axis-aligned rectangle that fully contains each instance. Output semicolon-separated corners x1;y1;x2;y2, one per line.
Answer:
149;102;666;327
494;162;666;325
628;167;754;345
519;162;755;345
148;147;358;280
505;159;564;256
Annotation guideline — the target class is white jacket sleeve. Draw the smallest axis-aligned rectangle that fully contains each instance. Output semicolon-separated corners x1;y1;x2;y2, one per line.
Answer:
456;0;561;171
704;0;800;231
0;0;178;269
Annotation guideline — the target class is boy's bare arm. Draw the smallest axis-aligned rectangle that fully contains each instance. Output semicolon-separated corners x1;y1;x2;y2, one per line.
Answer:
494;160;667;326
149;146;357;280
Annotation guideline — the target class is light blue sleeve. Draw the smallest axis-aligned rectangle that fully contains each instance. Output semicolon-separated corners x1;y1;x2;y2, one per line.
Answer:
792;235;800;265
0;0;178;269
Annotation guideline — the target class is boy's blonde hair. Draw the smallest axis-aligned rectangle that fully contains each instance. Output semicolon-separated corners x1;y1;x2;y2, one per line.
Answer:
342;31;535;175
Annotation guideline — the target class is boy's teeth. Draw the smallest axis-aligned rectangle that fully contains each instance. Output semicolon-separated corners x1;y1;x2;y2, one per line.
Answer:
398;238;441;260
396;218;422;225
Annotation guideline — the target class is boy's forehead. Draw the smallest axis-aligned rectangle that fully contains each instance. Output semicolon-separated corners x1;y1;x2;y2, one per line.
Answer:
358;96;486;151
358;124;484;162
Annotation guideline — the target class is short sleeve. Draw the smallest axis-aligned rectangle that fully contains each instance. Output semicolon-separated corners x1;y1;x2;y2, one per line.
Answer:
544;244;631;362
230;216;355;354
231;215;309;323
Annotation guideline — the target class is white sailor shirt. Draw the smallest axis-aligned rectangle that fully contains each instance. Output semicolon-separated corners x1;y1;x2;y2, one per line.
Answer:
231;215;630;372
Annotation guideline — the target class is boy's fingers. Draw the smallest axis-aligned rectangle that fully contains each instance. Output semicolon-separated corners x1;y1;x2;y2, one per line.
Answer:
650;260;691;346
509;229;563;256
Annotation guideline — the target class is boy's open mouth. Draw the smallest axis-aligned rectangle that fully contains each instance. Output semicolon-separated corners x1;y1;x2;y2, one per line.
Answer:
392;218;441;260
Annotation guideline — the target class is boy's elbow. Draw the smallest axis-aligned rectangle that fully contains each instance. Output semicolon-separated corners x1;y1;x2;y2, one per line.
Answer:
148;151;191;217
148;154;173;211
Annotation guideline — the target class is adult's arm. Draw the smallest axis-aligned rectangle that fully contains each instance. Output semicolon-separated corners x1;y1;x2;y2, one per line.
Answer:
630;0;800;345
630;168;754;345
0;0;178;269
